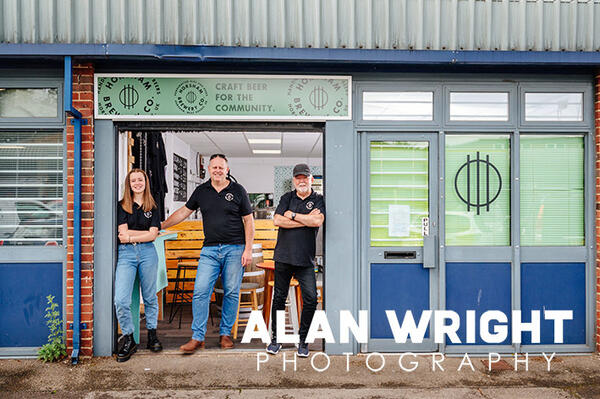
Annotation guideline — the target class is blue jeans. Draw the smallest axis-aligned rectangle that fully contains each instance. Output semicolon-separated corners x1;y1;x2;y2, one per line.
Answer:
192;244;245;341
114;242;159;336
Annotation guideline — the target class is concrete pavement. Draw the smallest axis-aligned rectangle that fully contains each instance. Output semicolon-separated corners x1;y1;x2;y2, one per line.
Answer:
2;349;600;398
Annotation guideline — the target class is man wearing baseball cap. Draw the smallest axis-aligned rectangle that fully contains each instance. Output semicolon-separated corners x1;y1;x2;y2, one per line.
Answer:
266;163;325;357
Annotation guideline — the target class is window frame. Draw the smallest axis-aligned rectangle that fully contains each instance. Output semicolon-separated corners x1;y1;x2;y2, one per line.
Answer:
444;84;517;127
0;79;64;125
519;83;592;128
0;75;66;252
357;83;442;128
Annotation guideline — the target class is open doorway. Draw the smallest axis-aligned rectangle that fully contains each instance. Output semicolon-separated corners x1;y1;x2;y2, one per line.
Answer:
117;127;324;352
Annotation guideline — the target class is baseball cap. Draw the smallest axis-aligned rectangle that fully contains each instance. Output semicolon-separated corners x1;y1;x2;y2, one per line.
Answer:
293;163;311;177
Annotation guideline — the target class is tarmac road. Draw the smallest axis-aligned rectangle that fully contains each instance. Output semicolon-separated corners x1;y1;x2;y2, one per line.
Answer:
1;350;600;398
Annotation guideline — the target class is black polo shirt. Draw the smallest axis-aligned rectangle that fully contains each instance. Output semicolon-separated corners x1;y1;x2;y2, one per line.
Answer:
273;189;325;267
117;202;161;231
185;180;253;246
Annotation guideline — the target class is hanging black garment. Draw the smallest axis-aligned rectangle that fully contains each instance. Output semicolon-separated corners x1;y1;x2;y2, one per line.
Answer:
146;132;168;220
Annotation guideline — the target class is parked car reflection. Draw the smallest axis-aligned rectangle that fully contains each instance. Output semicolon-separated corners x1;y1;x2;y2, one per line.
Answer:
0;200;62;246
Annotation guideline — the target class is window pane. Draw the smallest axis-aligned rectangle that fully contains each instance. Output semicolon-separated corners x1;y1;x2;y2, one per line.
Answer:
363;92;433;121
449;92;509;121
525;93;583;122
520;135;584;246
445;135;510;245
0;88;58;118
0;131;63;246
370;141;429;247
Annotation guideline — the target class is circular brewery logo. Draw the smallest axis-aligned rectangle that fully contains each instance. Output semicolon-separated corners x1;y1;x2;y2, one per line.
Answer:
144;211;153;219
287;78;348;117
225;193;234;202
306;201;314;210
309;86;328;110
174;80;208;114
119;84;139;109
97;77;162;116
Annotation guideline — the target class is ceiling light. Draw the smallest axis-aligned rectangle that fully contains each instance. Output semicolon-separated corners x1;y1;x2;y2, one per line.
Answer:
252;149;281;154
247;139;281;144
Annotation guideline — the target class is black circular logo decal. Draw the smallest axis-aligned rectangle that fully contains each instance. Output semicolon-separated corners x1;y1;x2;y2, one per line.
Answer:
454;152;502;215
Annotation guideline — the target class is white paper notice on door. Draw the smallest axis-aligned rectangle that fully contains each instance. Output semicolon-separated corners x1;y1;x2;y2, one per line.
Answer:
388;205;410;237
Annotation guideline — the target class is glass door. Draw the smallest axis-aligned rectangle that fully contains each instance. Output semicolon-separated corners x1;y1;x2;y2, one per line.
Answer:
363;133;438;352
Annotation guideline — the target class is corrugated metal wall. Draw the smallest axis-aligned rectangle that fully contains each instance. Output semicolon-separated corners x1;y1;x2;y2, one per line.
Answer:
1;0;599;51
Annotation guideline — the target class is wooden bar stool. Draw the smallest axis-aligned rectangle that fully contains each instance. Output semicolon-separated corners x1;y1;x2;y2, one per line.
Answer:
232;282;260;340
168;260;197;328
267;278;302;336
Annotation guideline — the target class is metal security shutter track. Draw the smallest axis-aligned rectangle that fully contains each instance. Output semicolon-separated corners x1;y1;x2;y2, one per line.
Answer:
1;0;599;52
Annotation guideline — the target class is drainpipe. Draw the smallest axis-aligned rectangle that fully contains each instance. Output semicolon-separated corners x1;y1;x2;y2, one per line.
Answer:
64;56;88;365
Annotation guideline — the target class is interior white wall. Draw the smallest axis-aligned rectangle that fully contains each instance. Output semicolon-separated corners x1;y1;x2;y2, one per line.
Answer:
161;134;323;218
226;157;323;194
163;133;204;218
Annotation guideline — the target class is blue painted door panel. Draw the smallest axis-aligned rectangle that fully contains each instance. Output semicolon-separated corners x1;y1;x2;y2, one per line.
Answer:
521;263;586;345
0;263;63;347
446;262;512;345
370;263;430;339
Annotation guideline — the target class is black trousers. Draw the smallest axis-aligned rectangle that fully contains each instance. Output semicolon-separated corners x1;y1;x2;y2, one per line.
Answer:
271;261;318;343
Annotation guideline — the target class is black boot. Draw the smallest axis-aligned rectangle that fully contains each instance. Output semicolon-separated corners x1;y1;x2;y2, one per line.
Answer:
147;329;163;352
117;333;137;362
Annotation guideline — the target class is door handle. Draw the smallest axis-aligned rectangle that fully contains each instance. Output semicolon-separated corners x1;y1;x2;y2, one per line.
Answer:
423;235;436;269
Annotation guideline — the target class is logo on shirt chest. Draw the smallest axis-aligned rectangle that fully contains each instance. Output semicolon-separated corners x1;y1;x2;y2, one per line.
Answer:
225;193;234;202
144;211;153;219
306;201;314;210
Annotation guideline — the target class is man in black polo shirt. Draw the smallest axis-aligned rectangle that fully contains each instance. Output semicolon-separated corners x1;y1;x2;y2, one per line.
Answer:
161;154;254;352
266;163;325;358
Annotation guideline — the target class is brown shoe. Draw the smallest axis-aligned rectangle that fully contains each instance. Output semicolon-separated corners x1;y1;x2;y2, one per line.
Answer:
180;339;204;354
220;335;234;349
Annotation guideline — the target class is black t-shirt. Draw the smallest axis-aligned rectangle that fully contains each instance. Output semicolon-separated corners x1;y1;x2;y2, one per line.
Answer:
117;202;161;231
273;189;325;267
185;180;253;246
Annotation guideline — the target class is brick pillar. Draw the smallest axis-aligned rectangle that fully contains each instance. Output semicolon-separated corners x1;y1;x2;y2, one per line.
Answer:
66;63;95;358
596;74;600;352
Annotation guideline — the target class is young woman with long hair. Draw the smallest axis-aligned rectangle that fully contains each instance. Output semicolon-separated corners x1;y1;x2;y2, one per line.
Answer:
114;169;162;362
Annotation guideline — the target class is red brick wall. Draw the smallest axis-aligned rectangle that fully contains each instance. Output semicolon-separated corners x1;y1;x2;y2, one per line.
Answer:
596;75;600;352
66;63;95;358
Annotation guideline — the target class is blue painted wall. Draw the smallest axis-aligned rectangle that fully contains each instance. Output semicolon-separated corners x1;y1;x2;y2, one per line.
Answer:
521;263;586;345
446;262;512;345
370;263;430;339
0;263;62;347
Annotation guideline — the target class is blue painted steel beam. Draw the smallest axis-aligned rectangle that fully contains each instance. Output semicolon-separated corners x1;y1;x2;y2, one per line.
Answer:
2;44;600;65
64;56;87;365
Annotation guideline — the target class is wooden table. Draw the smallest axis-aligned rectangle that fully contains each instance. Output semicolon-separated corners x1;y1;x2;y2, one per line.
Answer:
256;261;275;323
256;260;304;329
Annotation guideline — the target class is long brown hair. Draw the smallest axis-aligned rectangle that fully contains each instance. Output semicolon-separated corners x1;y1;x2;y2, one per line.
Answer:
120;169;156;213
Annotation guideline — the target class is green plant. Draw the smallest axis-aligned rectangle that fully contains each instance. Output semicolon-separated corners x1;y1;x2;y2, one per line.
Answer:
37;295;66;362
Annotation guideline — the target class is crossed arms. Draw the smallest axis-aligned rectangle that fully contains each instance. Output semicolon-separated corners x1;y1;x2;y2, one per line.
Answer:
117;225;159;244
273;208;324;229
